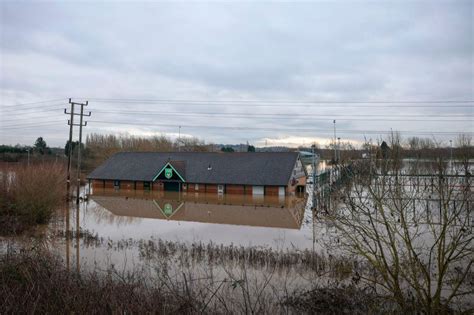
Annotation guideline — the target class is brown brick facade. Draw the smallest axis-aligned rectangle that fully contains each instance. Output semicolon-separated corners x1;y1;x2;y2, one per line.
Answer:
226;185;245;194
104;180;115;189
121;181;134;190
264;186;280;196
205;184;218;193
93;180;302;196
92;180;104;190
244;185;253;195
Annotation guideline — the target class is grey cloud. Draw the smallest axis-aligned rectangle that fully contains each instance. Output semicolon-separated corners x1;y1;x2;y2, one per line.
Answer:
1;1;472;147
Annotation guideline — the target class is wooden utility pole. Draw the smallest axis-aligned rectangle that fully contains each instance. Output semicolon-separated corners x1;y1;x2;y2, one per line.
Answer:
65;99;75;200
333;119;337;163
65;99;90;203
76;101;89;204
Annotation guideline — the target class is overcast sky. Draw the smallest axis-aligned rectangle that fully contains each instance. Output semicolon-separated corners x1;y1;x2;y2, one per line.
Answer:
0;0;472;148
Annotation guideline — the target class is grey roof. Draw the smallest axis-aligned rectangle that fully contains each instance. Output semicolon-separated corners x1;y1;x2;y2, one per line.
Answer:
87;152;301;186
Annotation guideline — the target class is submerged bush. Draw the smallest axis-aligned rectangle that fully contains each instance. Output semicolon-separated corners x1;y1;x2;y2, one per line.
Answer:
0;163;65;232
0;247;389;314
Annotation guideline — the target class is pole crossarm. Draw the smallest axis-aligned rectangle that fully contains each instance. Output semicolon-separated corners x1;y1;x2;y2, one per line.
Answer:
64;108;91;116
67;120;88;127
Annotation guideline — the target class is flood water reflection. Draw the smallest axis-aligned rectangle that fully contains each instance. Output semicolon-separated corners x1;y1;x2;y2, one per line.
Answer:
70;189;313;250
90;190;307;229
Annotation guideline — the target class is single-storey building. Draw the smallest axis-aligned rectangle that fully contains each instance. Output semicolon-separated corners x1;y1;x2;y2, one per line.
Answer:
87;152;306;196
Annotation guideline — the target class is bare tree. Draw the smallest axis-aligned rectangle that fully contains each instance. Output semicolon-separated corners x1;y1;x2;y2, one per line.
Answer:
327;135;473;313
456;133;473;177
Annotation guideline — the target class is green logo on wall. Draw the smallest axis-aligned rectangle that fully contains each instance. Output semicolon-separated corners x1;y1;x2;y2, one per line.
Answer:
165;168;173;179
164;203;173;215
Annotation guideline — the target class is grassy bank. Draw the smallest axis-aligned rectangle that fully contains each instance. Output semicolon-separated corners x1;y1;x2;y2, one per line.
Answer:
0;163;65;235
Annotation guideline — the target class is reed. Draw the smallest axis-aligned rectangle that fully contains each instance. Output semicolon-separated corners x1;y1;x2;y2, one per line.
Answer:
0;246;385;314
0;163;65;234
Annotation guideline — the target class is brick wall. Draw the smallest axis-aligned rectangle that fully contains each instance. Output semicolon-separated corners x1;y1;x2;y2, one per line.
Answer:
121;181;134;190
244;185;253;195
205;184;217;193
226;185;245;194
265;186;280;196
104;180;115;189
92;180;104;190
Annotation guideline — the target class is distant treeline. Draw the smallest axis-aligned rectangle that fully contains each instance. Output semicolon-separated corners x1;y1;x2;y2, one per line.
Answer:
0;145;34;154
2;133;471;167
0;139;64;163
300;134;473;162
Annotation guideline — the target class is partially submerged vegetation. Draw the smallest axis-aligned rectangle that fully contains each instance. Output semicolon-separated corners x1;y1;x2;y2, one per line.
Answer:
0;246;386;314
0;132;472;313
322;133;473;313
0;163;65;234
54;229;355;278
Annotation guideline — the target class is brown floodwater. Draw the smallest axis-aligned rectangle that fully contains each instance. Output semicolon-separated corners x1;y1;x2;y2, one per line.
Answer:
43;187;328;275
64;189;313;248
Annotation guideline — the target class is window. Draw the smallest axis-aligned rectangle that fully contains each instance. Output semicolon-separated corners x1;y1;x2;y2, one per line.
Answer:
144;182;150;190
195;184;199;191
218;185;224;194
114;180;120;190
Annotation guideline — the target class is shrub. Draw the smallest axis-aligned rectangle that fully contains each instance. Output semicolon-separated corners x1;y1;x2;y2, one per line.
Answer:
0;163;65;232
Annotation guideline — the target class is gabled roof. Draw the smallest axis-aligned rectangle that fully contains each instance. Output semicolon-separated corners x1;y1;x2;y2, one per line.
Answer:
153;161;186;182
87;152;301;186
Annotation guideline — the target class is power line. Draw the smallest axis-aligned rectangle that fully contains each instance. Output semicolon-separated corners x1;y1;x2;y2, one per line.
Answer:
4;108;64;116
85;97;474;104
3;114;65;122
1;120;64;129
4;108;470;125
1;104;65;113
2;117;469;135
0;98;66;107
87;100;474;108
0;124;64;131
91;109;472;120
86;120;473;135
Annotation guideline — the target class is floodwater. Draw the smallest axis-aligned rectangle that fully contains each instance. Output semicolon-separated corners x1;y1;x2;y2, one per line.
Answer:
65;189;313;249
44;187;326;273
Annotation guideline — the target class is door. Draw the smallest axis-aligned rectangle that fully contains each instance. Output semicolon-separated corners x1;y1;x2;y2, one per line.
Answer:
218;184;224;194
278;186;285;197
164;182;180;192
252;186;264;195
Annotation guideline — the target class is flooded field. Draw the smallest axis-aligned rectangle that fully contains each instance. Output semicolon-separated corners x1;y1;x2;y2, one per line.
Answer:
39;187;342;277
66;190;311;246
2;158;471;313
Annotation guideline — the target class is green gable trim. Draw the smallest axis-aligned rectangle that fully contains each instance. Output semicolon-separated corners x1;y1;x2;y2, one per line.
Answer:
153;162;186;182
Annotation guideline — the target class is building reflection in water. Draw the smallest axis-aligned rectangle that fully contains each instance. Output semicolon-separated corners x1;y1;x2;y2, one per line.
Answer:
89;189;307;230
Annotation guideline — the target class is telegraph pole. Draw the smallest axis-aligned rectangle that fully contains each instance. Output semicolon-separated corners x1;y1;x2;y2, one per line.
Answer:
178;125;181;152
311;144;317;210
337;137;341;162
449;139;453;173
65;99;90;203
65;99;75;200
76;101;90;204
333;120;337;163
